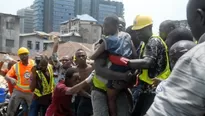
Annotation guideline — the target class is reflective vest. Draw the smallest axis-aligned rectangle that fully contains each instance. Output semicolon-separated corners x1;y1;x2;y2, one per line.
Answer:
14;59;34;93
93;74;107;91
139;35;171;84
92;62;112;91
34;64;54;97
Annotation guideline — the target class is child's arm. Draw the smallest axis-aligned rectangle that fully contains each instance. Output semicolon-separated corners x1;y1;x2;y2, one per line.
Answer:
90;41;106;60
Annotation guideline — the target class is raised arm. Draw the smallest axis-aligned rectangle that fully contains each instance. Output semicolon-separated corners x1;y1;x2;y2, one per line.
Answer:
52;36;59;54
90;42;106;60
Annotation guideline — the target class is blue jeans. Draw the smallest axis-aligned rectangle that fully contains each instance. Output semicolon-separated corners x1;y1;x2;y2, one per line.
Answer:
29;99;49;116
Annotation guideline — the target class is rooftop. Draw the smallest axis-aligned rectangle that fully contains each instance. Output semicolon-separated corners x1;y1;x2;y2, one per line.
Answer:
61;14;97;24
38;41;93;58
0;12;20;18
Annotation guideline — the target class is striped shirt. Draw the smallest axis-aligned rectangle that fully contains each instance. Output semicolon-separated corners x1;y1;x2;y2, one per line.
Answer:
147;42;205;116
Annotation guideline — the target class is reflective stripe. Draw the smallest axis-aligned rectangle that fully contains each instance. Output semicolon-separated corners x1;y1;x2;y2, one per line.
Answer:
34;64;54;97
93;74;107;91
139;42;145;58
14;60;34;92
139;35;171;84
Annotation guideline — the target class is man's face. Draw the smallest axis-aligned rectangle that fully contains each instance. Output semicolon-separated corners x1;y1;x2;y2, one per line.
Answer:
187;0;205;40
39;60;48;72
75;50;87;65
135;26;152;43
67;72;80;87
61;57;72;69
19;53;29;62
103;20;117;36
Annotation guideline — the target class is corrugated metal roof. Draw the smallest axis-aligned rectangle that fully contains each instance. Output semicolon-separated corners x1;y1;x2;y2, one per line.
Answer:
39;41;93;58
61;14;97;24
76;14;97;22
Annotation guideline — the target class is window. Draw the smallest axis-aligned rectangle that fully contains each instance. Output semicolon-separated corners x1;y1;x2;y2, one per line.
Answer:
27;41;32;49
43;43;47;51
6;39;14;47
6;22;14;30
35;41;40;50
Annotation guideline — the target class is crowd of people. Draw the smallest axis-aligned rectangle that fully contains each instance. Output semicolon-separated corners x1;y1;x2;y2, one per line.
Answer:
1;0;205;115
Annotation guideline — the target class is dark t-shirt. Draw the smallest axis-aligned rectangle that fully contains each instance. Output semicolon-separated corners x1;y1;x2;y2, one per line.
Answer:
143;37;167;78
52;81;73;116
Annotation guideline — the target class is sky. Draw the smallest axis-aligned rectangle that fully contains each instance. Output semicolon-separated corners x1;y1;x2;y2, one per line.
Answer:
0;0;189;32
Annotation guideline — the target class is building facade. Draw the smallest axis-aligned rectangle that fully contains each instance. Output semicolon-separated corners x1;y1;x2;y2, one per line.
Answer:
91;0;124;24
75;0;92;16
0;13;20;54
75;0;124;24
19;32;52;56
17;7;34;33
33;0;75;33
60;14;102;44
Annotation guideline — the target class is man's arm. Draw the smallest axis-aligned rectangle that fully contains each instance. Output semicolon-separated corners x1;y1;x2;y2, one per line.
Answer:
65;70;95;94
128;57;153;69
0;62;6;76
128;38;160;69
52;36;59;54
94;52;129;80
5;65;17;85
29;66;37;92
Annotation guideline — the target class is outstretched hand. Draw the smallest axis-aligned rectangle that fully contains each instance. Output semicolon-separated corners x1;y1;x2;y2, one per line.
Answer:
66;82;85;95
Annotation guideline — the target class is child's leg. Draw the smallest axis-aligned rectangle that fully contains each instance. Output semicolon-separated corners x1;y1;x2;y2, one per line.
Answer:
126;89;133;112
107;88;119;116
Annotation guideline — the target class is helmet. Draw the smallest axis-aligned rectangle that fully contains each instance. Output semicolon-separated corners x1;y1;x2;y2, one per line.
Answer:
17;47;29;55
132;15;153;31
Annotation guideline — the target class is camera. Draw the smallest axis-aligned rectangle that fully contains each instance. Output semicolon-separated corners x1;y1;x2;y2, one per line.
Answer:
35;56;41;70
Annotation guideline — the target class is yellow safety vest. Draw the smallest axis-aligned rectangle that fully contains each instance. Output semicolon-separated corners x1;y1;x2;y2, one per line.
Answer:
139;35;171;84
34;64;54;97
92;62;113;91
93;74;107;91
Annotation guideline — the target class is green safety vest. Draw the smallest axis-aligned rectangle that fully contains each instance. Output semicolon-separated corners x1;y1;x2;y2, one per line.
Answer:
92;61;112;91
139;35;171;84
93;74;107;91
34;64;55;97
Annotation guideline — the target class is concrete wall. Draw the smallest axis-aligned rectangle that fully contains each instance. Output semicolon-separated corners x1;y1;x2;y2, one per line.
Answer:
19;35;44;56
0;13;20;54
79;24;102;43
60;20;102;44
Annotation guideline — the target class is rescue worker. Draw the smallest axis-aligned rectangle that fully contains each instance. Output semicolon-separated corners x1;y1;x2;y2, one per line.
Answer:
146;0;205;115
5;47;34;116
126;15;171;116
29;55;54;116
